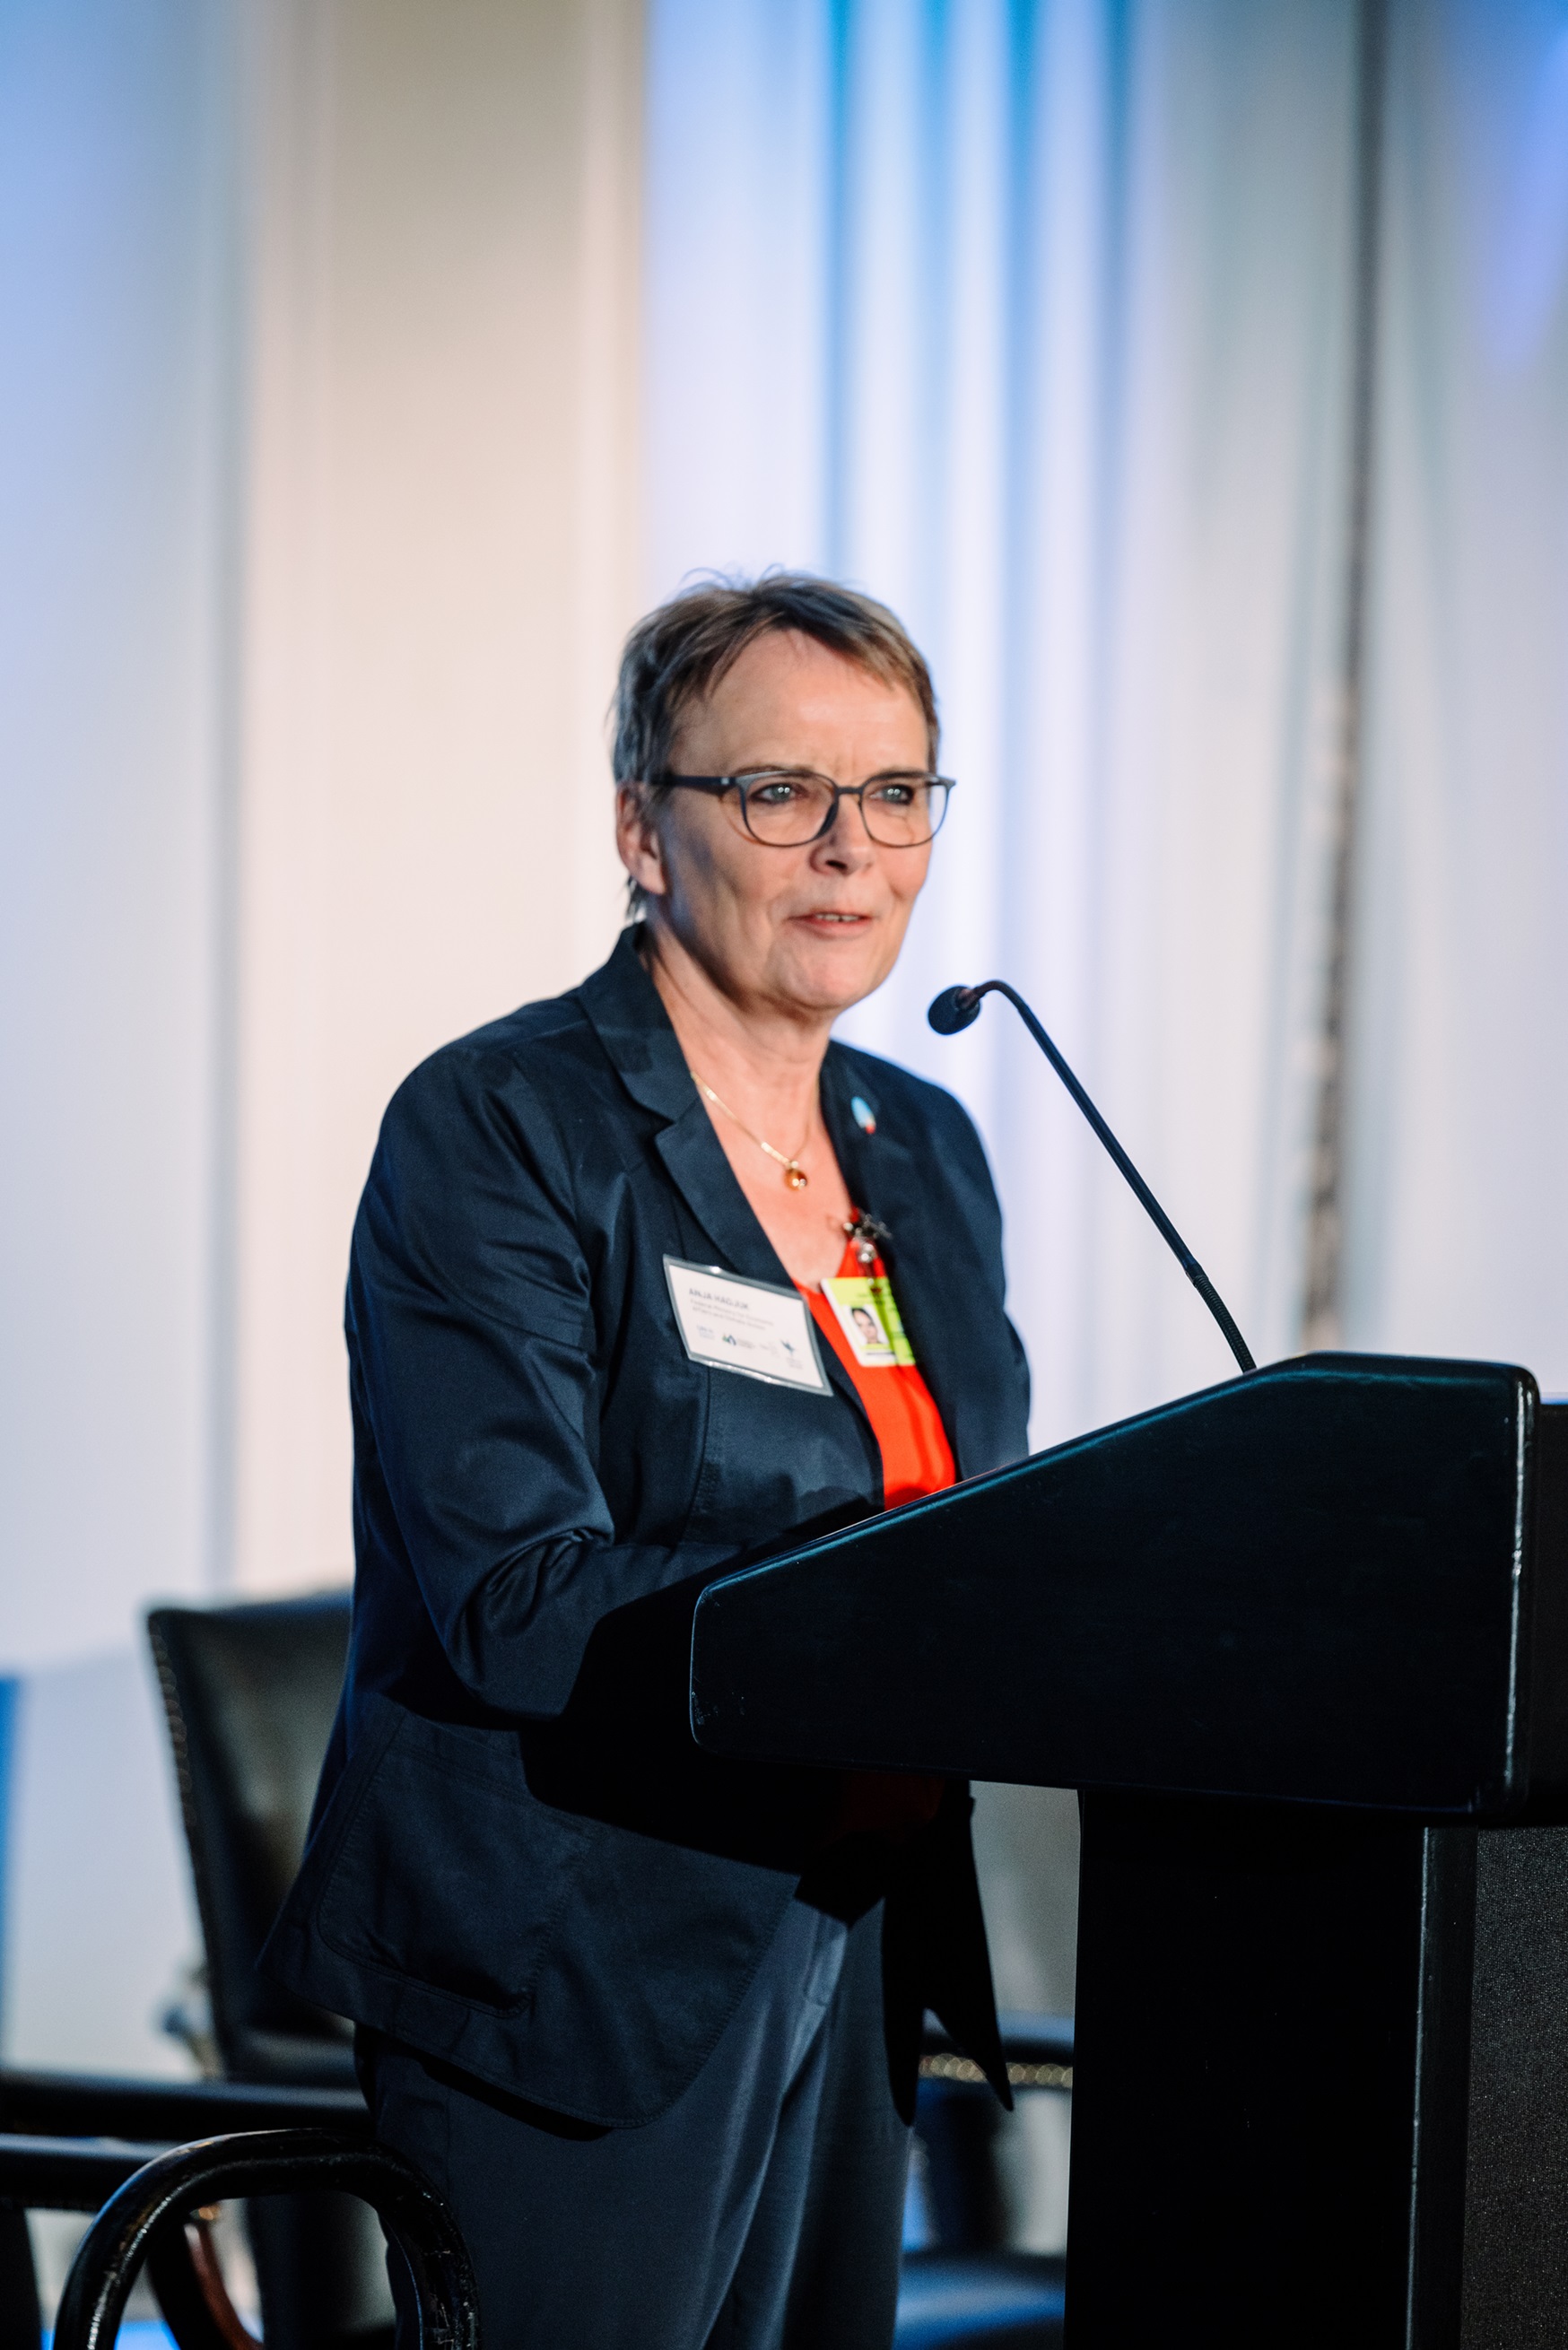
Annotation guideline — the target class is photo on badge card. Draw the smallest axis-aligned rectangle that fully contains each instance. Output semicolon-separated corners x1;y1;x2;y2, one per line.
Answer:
823;1275;916;1369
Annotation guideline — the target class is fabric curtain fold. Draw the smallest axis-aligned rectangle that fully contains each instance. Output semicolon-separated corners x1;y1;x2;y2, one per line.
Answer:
646;0;1362;1445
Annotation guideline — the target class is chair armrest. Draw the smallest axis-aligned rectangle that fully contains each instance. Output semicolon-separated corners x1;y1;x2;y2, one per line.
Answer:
51;2129;477;2350
0;2068;369;2143
0;2135;167;2213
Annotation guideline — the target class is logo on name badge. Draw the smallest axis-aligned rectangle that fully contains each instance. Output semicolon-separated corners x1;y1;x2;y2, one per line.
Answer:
664;1258;831;1394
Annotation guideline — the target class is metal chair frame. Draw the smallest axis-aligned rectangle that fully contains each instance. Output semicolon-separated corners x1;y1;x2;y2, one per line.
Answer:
0;2111;476;2350
0;2024;1067;2346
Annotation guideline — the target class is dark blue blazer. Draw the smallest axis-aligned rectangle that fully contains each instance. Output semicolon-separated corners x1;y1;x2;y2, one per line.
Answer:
265;930;1031;2127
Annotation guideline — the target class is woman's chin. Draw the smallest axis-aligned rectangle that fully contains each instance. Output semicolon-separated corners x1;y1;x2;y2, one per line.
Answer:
771;931;893;1015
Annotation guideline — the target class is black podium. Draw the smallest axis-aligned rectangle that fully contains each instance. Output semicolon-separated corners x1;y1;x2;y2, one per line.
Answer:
688;1353;1568;2347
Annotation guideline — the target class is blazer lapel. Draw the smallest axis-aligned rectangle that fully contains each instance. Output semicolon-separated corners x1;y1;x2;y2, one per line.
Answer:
576;930;806;1288
656;1103;873;1432
576;928;695;1127
579;953;985;1473
652;1105;792;1285
578;935;872;1433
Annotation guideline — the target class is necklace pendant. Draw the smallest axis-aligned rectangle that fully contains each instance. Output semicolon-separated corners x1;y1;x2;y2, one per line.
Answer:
784;1162;808;1191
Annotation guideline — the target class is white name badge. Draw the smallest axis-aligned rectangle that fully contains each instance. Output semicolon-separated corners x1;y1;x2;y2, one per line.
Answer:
664;1258;831;1394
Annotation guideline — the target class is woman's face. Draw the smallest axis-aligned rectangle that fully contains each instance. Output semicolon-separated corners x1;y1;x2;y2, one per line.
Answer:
617;630;936;1023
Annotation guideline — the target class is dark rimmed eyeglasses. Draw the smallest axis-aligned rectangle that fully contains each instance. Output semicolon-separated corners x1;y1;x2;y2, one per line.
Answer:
657;768;954;849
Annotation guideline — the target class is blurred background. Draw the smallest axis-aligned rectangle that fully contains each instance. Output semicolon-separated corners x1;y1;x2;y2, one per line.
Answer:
2;0;1566;2285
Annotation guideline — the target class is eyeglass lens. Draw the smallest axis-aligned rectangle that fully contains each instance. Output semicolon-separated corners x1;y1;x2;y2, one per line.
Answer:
739;771;949;847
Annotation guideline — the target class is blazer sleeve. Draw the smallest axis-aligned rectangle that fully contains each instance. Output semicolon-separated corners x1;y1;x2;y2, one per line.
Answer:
349;1042;729;1721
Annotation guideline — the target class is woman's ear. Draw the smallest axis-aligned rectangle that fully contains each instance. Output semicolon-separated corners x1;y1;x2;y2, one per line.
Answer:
615;783;668;901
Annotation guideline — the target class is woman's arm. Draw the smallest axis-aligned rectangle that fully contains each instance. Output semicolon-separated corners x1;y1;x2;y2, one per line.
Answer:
349;1041;734;1719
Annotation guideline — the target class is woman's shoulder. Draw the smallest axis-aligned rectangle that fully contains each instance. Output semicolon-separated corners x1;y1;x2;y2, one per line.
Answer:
385;929;667;1135
362;987;638;1229
388;988;610;1127
824;1039;1003;1245
825;1039;987;1155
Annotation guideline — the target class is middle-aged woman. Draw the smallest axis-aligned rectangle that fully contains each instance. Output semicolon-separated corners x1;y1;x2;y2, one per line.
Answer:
266;575;1032;2350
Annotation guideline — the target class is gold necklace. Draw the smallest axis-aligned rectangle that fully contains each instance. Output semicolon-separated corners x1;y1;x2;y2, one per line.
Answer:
692;1073;812;1189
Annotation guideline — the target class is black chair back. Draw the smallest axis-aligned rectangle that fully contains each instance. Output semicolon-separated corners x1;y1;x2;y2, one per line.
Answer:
148;1594;353;2086
149;1592;395;2347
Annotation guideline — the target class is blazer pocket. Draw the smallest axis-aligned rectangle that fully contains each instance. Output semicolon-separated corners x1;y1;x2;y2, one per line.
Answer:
318;1703;589;2015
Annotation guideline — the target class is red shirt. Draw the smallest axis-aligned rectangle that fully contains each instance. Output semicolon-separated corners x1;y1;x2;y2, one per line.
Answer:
798;1232;954;1840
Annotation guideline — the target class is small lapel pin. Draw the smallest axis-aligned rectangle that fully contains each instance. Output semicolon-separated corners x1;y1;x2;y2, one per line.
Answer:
850;1095;876;1136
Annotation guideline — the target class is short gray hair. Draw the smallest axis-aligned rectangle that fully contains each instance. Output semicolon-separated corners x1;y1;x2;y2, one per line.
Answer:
612;572;939;915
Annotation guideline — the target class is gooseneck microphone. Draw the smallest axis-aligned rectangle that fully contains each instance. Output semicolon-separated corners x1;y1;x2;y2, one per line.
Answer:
928;980;1256;1375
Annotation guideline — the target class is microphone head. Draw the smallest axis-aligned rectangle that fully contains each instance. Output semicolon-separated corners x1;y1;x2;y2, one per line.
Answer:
928;985;982;1036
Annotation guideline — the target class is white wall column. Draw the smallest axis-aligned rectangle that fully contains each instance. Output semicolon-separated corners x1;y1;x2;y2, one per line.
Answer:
230;0;643;1594
0;0;237;1667
0;0;645;2074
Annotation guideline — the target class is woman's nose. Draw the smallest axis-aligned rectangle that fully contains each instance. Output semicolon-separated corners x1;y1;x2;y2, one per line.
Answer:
814;795;875;863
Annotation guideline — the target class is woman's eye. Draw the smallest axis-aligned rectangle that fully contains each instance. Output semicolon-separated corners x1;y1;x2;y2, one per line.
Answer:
749;778;807;805
869;781;917;807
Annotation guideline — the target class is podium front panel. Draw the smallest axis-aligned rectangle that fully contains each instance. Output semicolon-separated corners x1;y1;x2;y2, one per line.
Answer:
691;1354;1536;1814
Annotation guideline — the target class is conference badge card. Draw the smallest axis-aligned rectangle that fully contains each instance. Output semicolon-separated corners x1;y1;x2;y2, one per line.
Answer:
822;1275;917;1369
665;1258;830;1393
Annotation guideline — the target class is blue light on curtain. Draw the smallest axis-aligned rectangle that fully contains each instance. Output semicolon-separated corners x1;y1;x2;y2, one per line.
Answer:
1345;0;1568;1382
646;0;1361;1445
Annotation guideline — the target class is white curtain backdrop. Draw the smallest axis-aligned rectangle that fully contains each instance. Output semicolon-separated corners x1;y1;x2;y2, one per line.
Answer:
6;0;1565;2098
646;0;1363;1449
1346;0;1568;1388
